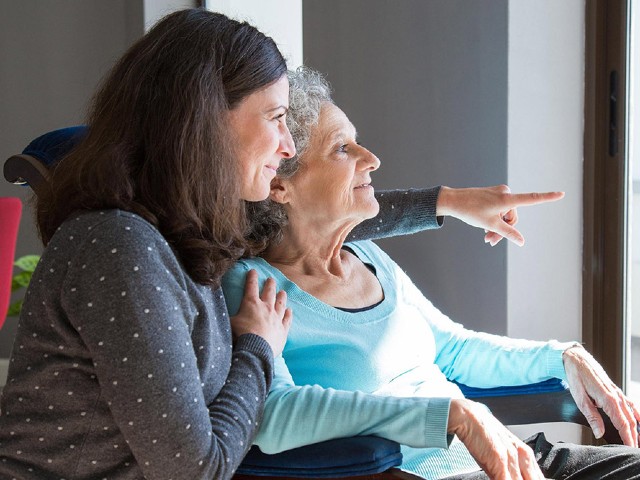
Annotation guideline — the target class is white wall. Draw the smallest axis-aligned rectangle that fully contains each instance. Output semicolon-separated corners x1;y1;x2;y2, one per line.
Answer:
144;0;196;30
506;0;585;443
506;0;584;344
206;0;303;69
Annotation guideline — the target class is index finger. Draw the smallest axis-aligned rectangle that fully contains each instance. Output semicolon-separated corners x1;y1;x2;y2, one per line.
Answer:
507;191;565;208
242;269;259;298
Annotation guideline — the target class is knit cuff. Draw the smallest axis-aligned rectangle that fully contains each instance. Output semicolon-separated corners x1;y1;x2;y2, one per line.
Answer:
424;397;452;448
235;333;274;376
411;186;444;229
545;340;582;380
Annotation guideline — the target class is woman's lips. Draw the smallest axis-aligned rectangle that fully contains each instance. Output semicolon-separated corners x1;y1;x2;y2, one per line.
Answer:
264;164;279;176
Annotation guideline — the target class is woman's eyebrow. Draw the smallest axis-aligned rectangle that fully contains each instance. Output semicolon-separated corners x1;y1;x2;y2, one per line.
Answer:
264;105;289;114
323;126;357;146
322;129;343;146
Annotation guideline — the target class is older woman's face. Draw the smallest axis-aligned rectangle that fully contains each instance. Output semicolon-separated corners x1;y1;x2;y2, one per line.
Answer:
282;102;380;225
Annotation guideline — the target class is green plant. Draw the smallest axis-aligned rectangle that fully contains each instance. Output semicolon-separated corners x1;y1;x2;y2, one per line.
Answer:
8;255;40;317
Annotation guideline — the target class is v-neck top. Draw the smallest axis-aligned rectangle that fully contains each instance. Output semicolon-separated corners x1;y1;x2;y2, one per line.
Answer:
222;240;574;479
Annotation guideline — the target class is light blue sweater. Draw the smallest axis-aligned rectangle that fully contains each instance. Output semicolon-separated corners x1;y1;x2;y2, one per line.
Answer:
222;240;575;479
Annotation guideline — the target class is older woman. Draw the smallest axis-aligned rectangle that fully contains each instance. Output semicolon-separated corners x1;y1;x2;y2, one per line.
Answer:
222;67;640;480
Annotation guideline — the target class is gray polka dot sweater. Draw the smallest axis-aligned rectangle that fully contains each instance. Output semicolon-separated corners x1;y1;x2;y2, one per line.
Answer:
0;187;440;480
0;210;273;480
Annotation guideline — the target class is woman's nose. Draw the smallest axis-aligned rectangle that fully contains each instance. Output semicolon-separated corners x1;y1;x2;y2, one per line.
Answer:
279;124;296;159
360;147;380;171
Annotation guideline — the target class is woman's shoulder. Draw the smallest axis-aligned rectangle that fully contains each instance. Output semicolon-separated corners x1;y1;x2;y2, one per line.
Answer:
58;208;157;234
52;209;166;248
221;257;278;316
224;256;277;282
47;209;180;273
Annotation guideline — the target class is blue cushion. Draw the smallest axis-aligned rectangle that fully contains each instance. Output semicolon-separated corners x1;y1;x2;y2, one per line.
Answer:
22;126;87;167
237;436;402;478
457;378;567;398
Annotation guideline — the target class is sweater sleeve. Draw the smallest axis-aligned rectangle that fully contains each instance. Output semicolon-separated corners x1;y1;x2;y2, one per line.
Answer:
348;187;443;241
60;216;271;480
255;356;451;454
432;315;574;387
390;260;576;387
222;262;451;454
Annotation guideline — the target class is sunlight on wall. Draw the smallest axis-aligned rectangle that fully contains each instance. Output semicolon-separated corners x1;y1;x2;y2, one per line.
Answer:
206;0;302;69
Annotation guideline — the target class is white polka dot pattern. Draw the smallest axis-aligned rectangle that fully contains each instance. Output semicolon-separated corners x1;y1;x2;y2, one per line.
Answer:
0;210;274;480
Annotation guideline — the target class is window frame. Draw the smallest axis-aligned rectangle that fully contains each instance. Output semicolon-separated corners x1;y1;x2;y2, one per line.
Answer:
583;0;629;389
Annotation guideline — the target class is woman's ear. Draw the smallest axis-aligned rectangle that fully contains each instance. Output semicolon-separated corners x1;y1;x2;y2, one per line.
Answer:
269;177;289;204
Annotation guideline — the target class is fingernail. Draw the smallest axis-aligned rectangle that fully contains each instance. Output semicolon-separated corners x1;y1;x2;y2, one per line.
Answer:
593;426;603;439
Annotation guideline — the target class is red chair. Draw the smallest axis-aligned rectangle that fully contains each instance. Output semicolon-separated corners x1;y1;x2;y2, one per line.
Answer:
0;197;22;329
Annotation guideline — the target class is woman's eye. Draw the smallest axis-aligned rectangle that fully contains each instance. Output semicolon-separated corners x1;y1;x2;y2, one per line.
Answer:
337;144;348;153
274;112;286;121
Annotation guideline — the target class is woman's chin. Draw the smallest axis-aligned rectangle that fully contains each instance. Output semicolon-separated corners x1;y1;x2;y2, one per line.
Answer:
359;201;380;221
240;181;272;202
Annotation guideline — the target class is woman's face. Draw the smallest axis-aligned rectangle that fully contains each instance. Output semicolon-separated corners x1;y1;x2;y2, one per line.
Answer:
282;102;380;226
229;76;296;201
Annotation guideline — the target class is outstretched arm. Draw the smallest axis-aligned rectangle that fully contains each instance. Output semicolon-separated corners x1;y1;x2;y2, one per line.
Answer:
348;187;442;241
436;185;564;246
350;184;564;246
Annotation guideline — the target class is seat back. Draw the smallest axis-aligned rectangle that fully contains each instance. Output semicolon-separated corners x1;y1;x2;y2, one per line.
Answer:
3;126;87;197
0;197;22;329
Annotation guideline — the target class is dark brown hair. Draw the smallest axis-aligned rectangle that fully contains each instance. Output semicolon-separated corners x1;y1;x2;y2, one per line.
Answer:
36;8;287;286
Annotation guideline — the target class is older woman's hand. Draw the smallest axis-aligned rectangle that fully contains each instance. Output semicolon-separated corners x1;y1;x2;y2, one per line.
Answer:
563;345;640;446
448;399;545;480
436;185;565;247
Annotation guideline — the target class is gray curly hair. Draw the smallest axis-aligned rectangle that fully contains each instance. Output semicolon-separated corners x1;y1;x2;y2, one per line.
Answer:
245;66;334;255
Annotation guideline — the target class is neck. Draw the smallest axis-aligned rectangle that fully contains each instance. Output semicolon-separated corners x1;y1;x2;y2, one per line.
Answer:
264;218;359;277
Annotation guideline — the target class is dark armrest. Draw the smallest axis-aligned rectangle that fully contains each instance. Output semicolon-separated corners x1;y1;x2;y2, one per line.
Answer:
458;378;621;444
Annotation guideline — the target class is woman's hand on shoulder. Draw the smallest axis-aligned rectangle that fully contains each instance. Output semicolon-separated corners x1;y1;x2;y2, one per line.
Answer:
436;185;564;247
230;269;292;356
563;345;640;446
448;398;545;480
